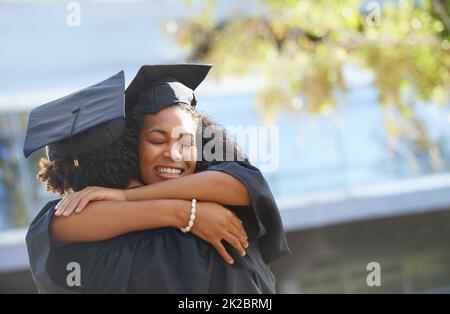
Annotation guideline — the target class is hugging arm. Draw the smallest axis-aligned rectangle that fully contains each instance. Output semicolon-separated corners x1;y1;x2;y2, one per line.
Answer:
55;169;250;216
51;200;188;244
51;199;248;264
125;170;251;204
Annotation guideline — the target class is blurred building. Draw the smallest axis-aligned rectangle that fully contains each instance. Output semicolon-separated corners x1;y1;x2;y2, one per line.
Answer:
1;0;449;293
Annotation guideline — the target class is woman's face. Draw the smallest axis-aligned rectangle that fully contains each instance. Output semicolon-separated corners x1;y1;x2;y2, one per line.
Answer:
138;106;198;184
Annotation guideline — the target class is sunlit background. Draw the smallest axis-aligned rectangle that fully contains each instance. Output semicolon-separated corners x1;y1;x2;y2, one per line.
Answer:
1;0;449;293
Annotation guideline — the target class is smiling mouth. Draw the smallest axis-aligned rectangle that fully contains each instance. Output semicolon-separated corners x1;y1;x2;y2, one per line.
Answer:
155;166;185;179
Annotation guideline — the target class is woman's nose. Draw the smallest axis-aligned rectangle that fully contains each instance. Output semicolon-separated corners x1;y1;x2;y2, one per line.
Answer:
163;143;183;161
171;147;183;161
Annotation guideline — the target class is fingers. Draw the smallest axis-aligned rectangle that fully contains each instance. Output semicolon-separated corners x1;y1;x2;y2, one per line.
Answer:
75;197;90;214
55;197;75;216
55;195;72;216
54;186;121;216
55;188;92;216
212;240;235;265
55;196;69;214
223;231;246;258
229;216;249;248
61;194;83;216
227;222;249;252
190;203;249;265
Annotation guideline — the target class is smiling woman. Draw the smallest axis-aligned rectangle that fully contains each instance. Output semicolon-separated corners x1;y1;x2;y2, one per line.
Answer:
138;105;198;183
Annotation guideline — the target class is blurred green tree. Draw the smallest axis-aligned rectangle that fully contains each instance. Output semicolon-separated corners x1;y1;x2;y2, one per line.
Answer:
174;0;450;172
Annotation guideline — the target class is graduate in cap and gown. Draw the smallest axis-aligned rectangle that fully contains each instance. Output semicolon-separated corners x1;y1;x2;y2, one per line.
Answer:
25;65;290;293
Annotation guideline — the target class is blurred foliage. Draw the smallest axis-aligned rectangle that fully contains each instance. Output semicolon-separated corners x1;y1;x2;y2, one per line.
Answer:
0;113;40;229
0;127;25;228
175;0;450;172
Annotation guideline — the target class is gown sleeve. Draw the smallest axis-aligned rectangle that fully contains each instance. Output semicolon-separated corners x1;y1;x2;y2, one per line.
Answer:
25;200;102;293
204;160;292;264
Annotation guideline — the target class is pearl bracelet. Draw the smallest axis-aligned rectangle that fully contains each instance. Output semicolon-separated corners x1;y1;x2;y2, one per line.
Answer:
180;198;197;233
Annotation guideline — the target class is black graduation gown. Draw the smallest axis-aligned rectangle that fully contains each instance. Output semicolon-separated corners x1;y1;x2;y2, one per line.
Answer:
26;161;291;293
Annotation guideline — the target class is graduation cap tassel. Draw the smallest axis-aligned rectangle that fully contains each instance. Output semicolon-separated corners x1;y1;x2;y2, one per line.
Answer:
69;107;86;190
72;158;85;191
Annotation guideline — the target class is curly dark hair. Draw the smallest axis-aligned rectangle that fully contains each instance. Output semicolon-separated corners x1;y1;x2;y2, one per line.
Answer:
38;120;140;195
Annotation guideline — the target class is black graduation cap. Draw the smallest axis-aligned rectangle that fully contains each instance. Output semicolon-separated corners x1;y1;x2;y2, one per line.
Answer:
125;64;212;116
23;71;126;161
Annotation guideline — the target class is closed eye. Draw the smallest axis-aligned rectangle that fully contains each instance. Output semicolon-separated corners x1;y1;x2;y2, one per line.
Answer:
149;140;166;145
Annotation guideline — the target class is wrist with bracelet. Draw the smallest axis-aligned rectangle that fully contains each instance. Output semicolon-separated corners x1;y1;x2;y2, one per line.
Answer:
180;198;197;233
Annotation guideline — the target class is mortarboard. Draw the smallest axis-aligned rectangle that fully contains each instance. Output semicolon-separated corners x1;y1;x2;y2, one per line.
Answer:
125;64;212;116
23;71;126;161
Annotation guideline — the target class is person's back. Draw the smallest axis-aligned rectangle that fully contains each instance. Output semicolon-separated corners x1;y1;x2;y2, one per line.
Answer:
23;71;142;292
